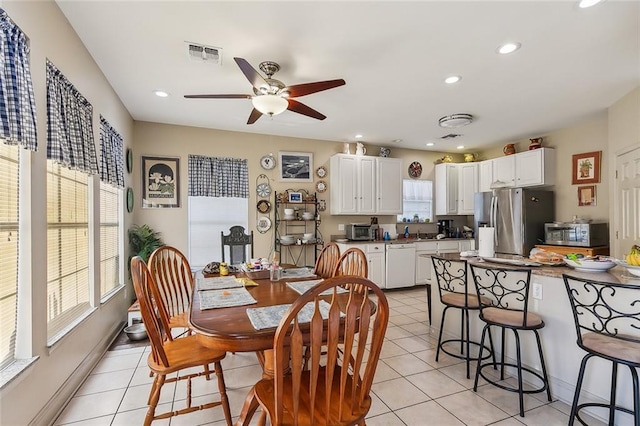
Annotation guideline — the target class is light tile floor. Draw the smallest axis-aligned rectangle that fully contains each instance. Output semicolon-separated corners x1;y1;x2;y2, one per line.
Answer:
54;286;606;426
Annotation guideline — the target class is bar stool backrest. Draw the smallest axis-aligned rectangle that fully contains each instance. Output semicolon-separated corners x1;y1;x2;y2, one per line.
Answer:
469;264;533;326
563;274;640;349
432;256;470;304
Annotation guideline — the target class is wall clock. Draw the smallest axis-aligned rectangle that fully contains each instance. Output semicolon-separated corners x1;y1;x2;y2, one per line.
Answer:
315;180;327;193
260;154;276;170
316;166;327;178
408;161;422;179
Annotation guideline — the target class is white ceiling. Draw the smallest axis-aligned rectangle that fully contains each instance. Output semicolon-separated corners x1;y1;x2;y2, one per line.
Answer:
56;1;639;153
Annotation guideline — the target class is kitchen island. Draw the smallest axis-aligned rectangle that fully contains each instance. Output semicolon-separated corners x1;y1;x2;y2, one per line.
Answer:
430;254;639;424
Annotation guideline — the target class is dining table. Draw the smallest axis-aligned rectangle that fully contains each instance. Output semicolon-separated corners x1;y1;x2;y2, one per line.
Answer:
189;268;339;426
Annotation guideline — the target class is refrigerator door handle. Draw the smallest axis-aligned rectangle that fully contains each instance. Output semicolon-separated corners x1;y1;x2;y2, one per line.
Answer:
491;195;498;244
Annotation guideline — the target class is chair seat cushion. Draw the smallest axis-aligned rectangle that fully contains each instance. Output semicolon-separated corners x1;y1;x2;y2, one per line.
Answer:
254;366;371;425
582;332;640;364
441;292;488;308
147;335;226;374
481;307;543;328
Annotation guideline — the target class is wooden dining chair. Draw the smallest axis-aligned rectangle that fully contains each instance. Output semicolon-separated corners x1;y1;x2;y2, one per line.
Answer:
253;275;390;425
332;247;368;278
130;256;233;426
313;242;341;279
147;246;194;333
221;225;254;264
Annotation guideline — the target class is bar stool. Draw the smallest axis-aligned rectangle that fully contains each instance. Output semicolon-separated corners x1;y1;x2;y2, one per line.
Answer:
563;274;640;426
432;256;495;378
469;263;552;417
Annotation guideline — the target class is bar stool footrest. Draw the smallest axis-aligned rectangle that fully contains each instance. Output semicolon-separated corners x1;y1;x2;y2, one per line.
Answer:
440;339;493;361
478;362;548;395
574;402;635;426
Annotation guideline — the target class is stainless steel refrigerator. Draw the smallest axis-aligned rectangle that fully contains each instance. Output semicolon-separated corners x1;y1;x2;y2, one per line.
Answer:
474;188;554;256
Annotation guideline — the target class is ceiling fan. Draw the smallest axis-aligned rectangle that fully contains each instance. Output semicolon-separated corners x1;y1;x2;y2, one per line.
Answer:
184;57;346;124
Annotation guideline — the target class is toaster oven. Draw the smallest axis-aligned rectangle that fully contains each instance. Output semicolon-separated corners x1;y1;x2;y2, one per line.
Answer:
345;224;377;241
544;222;608;247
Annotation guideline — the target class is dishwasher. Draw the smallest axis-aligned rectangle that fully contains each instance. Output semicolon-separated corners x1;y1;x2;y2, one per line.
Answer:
385;243;417;289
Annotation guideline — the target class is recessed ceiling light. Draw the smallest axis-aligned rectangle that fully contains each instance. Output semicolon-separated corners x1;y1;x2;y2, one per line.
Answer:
426;142;435;147
579;0;604;8
457;145;465;150
444;75;461;84
154;90;169;98
497;42;521;55
355;134;363;139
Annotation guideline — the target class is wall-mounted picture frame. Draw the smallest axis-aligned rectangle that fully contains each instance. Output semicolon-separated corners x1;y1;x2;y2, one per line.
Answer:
288;191;303;203
142;155;180;208
577;185;596;206
572;151;601;185
278;151;313;182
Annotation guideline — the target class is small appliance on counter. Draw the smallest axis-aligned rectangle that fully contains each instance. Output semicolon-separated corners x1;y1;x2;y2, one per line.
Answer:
544;222;608;247
437;219;453;238
345;223;378;241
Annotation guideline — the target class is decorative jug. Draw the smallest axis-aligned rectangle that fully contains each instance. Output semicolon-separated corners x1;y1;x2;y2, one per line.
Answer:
503;143;516;156
379;147;391;157
528;138;543;150
343;142;351;154
356;142;366;156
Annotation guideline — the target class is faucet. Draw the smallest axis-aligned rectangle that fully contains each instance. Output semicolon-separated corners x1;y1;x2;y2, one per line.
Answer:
415;231;421;240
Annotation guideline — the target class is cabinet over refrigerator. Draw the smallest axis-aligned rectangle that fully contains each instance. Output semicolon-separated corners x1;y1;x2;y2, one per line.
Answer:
474;188;554;256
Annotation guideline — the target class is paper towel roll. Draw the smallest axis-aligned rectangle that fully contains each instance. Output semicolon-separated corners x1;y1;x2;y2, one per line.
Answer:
478;227;495;258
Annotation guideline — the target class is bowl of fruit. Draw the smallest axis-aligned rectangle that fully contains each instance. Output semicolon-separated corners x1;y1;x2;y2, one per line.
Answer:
564;253;616;272
615;245;640;277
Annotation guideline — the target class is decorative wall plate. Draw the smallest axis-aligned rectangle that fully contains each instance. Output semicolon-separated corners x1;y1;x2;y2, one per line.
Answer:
260;154;276;170
126;149;133;174
126;187;134;212
257;199;271;214
315;180;327;193
316;166;327;178
408;161;423;178
256;182;271;198
256;216;272;233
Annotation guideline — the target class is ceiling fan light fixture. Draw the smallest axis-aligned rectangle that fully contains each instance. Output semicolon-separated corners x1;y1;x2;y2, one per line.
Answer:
252;94;288;116
439;113;473;128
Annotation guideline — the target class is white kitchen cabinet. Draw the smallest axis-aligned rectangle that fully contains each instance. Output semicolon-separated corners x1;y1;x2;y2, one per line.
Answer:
490;148;555;188
478;159;493;193
336;242;385;288
330;154;376;214
435;163;477;215
376;157;402;214
330;154;401;215
415;241;438;284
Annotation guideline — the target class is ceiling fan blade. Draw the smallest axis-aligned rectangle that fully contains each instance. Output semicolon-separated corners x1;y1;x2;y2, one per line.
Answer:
247;108;263;124
184;94;251;99
234;57;268;90
287;99;326;120
286;79;346;98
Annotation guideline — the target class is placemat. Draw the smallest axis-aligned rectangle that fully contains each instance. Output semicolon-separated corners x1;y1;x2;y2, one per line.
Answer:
196;276;242;291
246;300;333;330
281;267;316;279
286;279;348;296
199;287;257;310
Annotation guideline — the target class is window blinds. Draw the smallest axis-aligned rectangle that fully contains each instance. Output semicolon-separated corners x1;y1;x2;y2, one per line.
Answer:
0;142;19;368
100;181;120;298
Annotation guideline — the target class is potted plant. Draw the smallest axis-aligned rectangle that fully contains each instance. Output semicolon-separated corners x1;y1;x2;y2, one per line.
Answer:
128;224;164;263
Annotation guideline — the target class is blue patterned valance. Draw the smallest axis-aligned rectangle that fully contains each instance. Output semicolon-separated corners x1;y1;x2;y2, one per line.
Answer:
188;155;248;198
99;115;124;188
46;60;98;175
0;9;37;151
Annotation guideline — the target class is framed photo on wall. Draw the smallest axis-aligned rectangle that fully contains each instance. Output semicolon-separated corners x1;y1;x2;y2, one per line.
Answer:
278;151;313;182
572;151;601;185
142;156;180;208
577;185;596;206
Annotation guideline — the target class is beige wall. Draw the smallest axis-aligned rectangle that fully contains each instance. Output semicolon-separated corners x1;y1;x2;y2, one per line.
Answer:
1;2;134;425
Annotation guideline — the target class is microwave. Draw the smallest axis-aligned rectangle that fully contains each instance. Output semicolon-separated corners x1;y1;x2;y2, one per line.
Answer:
544;222;608;247
346;224;377;241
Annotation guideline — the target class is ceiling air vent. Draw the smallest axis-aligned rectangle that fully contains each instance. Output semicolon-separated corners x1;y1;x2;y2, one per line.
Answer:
441;133;462;139
186;42;222;64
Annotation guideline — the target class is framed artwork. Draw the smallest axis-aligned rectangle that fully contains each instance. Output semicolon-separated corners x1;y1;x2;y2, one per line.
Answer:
577;185;596;206
278;151;313;182
572;151;601;184
142;156;180;208
288;191;303;203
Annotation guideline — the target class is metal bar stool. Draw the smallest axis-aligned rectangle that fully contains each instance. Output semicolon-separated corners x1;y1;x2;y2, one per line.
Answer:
563;274;640;426
432;256;495;378
470;263;552;417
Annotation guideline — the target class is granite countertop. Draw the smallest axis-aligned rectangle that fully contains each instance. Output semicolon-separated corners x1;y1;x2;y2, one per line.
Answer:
332;237;474;244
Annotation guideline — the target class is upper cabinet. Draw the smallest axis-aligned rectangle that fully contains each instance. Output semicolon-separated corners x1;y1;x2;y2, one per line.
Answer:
330;154;402;215
479;148;556;190
435;162;478;215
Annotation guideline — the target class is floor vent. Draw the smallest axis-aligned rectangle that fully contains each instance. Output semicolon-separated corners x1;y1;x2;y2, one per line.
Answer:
186;42;222;64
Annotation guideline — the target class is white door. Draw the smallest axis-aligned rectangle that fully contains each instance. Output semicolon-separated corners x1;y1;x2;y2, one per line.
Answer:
615;145;640;258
